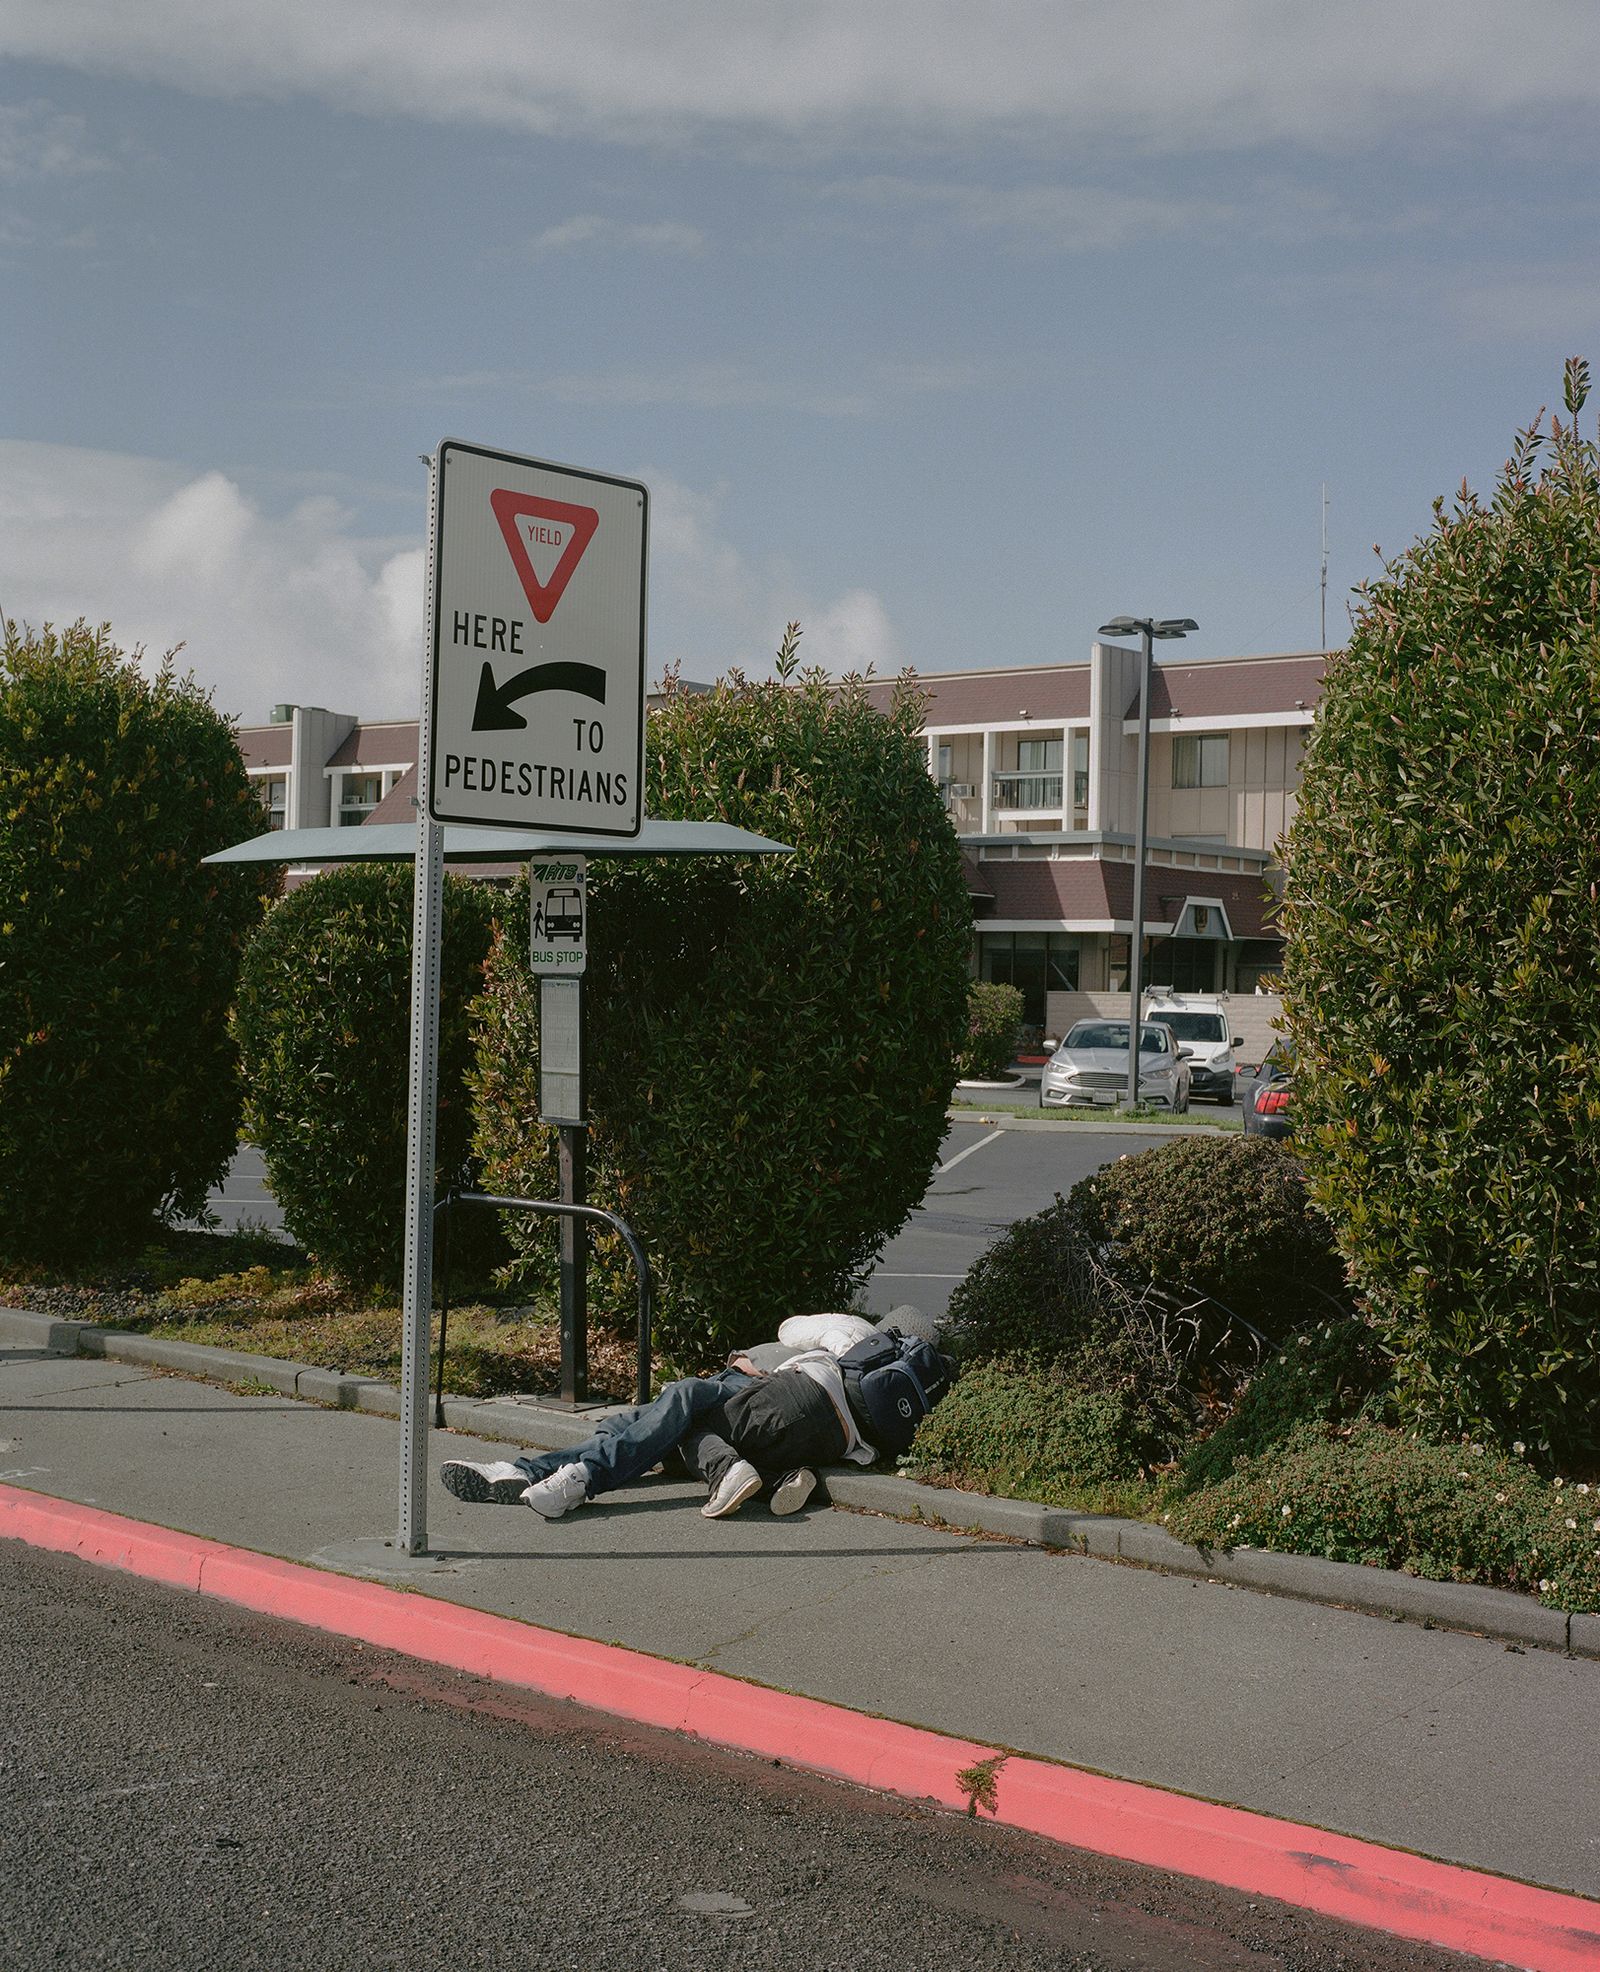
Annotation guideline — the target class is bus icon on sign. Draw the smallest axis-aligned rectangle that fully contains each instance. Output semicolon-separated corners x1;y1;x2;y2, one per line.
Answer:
545;888;584;939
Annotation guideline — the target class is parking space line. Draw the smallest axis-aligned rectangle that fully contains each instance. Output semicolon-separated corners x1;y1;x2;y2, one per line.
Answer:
936;1128;1004;1175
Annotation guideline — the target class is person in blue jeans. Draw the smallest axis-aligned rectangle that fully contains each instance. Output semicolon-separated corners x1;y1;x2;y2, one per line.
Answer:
441;1345;869;1522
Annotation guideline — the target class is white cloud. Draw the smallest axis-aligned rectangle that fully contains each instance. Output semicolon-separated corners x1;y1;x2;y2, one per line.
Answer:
5;3;1600;152
0;443;901;718
412;356;990;418
0;99;110;183
646;469;903;680
526;213;705;257
828;175;1232;252
0;441;424;721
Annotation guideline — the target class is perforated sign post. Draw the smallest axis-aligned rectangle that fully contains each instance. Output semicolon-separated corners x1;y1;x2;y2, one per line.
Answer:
399;442;647;1556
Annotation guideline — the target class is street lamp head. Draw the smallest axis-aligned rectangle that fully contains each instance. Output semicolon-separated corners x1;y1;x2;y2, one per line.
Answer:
1097;617;1140;637
1151;618;1198;640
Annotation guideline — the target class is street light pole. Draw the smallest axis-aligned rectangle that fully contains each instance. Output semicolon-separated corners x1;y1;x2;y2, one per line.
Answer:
1097;614;1198;1113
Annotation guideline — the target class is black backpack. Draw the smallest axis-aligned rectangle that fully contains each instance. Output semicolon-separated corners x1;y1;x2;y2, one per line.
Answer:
836;1327;954;1456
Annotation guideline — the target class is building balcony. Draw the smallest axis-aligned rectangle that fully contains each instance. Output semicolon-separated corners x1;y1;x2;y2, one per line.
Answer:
992;771;1064;810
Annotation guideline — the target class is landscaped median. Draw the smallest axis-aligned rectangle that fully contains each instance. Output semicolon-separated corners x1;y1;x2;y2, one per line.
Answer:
4;1300;1594;1661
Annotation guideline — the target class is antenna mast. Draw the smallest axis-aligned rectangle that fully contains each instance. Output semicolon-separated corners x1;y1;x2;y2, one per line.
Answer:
1319;484;1329;650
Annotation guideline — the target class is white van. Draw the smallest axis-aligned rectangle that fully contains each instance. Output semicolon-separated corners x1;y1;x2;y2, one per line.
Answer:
1141;989;1244;1105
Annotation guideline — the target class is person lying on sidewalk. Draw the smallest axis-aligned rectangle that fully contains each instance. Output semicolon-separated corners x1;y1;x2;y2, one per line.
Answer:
440;1316;888;1522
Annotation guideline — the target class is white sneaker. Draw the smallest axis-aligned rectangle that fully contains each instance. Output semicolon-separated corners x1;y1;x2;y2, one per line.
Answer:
770;1468;817;1517
702;1458;763;1519
440;1459;532;1505
521;1463;590;1519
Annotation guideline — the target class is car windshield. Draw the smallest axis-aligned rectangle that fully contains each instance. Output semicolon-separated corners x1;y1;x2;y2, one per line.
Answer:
1152;1012;1226;1043
1063;1022;1170;1054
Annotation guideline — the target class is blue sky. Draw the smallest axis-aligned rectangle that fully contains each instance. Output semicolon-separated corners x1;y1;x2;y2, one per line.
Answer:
5;3;1600;720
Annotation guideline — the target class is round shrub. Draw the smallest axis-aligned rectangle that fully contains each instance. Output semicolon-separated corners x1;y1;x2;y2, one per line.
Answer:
1073;1134;1348;1336
958;980;1024;1080
946;1137;1345;1378
1280;361;1600;1461
232;865;502;1288
942;1193;1113;1369
470;647;973;1364
0;621;276;1262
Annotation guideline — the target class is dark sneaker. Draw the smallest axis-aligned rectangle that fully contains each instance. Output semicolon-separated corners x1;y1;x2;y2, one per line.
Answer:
702;1458;763;1519
441;1458;532;1505
770;1468;817;1517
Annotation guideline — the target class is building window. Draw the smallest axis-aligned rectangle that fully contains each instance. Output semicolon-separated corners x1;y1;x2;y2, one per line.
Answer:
1073;733;1089;814
995;736;1064;811
339;773;384;826
1148;937;1218;993
978;932;1080;1026
936;744;953;782
257;776;287;830
1171;733;1228;788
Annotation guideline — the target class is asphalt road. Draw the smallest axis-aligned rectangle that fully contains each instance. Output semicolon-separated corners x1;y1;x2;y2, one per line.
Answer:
205;1125;1172;1321
0;1541;1478;1972
859;1119;1175;1318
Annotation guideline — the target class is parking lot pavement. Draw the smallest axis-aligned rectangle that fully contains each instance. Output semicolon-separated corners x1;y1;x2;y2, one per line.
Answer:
197;1144;284;1237
205;1124;1167;1319
859;1120;1170;1317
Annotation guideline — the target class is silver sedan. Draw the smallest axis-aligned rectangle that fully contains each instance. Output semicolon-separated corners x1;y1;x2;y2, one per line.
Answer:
1039;1019;1192;1113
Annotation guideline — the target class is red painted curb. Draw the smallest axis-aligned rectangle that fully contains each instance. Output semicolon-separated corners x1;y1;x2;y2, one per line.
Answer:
4;1483;1597;1971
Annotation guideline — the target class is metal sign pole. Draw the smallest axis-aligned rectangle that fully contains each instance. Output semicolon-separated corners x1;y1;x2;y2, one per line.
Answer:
399;450;445;1556
558;1115;589;1404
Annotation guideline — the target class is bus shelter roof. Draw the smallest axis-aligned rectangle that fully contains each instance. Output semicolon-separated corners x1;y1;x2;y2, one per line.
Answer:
203;819;793;866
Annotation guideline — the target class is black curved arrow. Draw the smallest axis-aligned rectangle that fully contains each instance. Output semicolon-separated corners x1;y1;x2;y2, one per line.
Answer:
472;660;607;732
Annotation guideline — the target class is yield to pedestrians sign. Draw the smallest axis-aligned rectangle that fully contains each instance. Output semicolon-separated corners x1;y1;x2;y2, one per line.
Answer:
427;441;646;835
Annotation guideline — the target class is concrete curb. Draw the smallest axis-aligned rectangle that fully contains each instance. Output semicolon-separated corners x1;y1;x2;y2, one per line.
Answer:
3;1302;1589;1659
3;1480;1597;1972
946;1107;1232;1135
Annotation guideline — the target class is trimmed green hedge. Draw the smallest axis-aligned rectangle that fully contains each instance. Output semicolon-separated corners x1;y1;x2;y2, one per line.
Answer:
1280;360;1600;1462
471;647;972;1363
959;980;1024;1080
0;621;275;1261
232;865;502;1288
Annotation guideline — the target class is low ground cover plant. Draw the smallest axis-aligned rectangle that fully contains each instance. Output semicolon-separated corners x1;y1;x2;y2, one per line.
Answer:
1167;1422;1600;1614
910;1355;1166;1517
0;1224;637;1402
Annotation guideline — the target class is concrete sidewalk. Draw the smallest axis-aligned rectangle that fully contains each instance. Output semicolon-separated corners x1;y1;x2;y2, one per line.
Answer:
3;1313;1599;1930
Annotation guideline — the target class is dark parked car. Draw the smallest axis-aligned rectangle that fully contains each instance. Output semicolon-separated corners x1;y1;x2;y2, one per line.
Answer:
1244;1040;1294;1139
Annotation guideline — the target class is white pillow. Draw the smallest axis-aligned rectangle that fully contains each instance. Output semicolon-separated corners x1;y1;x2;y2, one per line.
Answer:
776;1312;878;1356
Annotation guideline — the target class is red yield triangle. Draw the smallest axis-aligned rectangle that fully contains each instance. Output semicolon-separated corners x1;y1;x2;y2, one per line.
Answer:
489;489;600;624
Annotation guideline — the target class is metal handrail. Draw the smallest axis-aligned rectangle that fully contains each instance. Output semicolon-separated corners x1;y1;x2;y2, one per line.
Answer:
431;1188;654;1424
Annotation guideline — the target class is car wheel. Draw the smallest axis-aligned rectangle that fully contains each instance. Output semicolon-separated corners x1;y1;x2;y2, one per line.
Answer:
1214;1086;1234;1107
1176;1085;1190;1115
